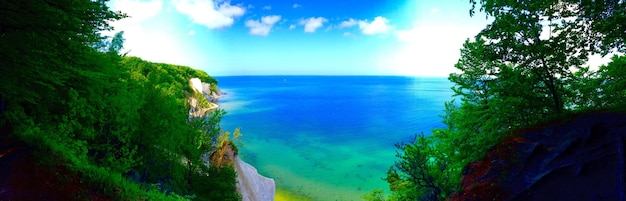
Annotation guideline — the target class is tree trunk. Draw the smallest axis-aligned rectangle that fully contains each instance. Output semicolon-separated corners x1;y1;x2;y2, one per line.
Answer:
534;36;562;113
540;57;562;113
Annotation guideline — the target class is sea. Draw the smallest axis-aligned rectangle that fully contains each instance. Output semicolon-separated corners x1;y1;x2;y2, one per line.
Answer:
215;76;454;201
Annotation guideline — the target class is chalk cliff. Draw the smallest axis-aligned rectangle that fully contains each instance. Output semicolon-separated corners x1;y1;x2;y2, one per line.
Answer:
188;78;220;118
234;157;276;201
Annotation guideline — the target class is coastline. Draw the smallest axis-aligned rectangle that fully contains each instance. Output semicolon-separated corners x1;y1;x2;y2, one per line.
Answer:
218;86;313;201
214;76;440;200
275;187;313;201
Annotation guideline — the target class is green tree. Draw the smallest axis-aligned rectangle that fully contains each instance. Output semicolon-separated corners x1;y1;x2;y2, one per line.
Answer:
183;109;226;187
387;134;455;201
1;1;241;200
469;0;625;54
467;0;626;113
595;55;626;108
570;55;626;110
0;0;124;106
565;0;625;54
382;1;625;200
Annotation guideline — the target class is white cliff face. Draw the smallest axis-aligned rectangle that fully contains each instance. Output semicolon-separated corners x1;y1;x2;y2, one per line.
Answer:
234;157;276;201
190;78;204;93
188;78;219;118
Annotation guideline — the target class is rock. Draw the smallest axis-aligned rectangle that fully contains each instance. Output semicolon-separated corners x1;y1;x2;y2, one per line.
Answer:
209;143;276;201
202;82;223;103
451;112;626;201
187;97;212;118
188;78;221;118
210;142;237;168
190;78;223;104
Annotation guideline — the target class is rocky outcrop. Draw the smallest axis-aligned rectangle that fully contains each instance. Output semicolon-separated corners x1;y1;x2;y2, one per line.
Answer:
190;78;223;103
188;78;220;118
209;143;276;201
451;112;626;201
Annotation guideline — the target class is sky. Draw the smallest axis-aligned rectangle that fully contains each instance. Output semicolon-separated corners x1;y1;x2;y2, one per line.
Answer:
105;0;495;76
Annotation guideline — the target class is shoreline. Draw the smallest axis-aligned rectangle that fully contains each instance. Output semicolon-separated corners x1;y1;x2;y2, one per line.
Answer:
275;187;313;201
217;87;312;201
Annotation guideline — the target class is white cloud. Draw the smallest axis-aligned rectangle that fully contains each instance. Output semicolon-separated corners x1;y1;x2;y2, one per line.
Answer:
244;15;281;36
109;0;163;23
188;30;196;35
431;8;439;13
343;32;355;38
338;18;357;29
262;5;271;10
105;0;215;74
299;17;327;33
388;23;484;76
289;24;296;30
106;0;164;50
116;28;197;70
358;16;393;35
173;0;245;29
293;3;301;8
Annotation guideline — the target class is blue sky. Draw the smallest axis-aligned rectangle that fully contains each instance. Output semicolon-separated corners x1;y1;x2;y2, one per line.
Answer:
108;0;493;76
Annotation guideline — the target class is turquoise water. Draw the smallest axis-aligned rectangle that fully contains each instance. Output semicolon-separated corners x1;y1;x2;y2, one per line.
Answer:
216;76;454;201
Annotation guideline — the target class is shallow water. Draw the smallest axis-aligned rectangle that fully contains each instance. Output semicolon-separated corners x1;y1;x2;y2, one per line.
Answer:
217;76;454;201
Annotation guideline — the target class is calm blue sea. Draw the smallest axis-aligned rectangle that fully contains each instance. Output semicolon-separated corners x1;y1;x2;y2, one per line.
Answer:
216;76;454;201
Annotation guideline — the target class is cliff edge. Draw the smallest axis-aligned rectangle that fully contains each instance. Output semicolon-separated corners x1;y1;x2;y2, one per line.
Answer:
189;78;221;118
190;78;276;201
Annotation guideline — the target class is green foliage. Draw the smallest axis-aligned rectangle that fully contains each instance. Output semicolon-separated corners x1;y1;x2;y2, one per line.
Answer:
382;133;457;201
0;0;125;105
468;0;625;54
569;54;626;111
191;166;242;201
0;1;239;200
219;127;244;153
190;83;214;110
362;189;386;201
119;58;240;200
593;55;626;109
382;1;626;201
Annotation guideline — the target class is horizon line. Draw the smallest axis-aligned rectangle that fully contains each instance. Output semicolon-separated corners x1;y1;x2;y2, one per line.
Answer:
211;74;450;78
